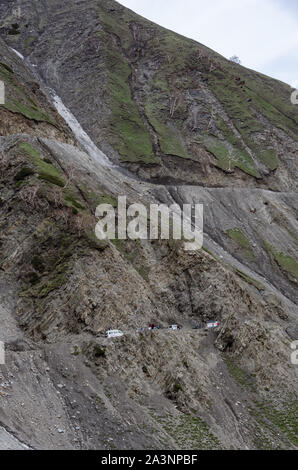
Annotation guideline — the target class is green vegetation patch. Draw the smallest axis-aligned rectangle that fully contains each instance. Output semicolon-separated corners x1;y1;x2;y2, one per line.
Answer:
96;2;134;51
107;52;156;163
208;70;293;170
215;117;242;147
263;241;298;282
0;62;14;78
203;136;260;178
136;265;150;281
111;238;138;262
4;99;55;124
18;143;88;215
215;117;278;171
246;75;298;130
145;94;191;159
97;12;157;164
24;35;37;48
223;353;257;393
143;43;194;160
84;230;109;251
226;228;255;260
96;193;118;207
245;84;298;140
208;73;262;136
249;400;298;448
151;412;222;450
78;186;118;212
98;3;195;163
35;266;69;298
64;193;85;211
234;269;264;291
258;149;278;170
0;64;56;125
94;345;106;358
19;142;65;187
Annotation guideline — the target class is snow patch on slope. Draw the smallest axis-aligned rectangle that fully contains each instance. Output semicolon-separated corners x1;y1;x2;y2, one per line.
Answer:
10;48;24;60
49;91;112;168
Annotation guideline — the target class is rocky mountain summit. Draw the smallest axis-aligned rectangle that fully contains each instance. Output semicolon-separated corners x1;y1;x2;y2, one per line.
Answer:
0;0;297;450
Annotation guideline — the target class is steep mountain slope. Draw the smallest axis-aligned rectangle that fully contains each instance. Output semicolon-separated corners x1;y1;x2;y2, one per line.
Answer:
0;0;297;450
0;0;297;302
1;0;297;187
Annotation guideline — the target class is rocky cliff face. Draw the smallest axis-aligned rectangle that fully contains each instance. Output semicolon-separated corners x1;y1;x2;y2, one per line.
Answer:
0;0;297;450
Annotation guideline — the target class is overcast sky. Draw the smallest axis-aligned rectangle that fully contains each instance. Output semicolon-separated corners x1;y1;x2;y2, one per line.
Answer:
118;0;298;87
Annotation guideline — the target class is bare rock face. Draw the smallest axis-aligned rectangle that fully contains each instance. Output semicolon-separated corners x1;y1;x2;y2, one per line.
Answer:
0;0;297;450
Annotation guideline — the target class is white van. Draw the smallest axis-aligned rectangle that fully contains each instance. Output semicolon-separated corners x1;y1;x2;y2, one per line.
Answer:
168;325;180;331
105;329;124;338
206;321;220;329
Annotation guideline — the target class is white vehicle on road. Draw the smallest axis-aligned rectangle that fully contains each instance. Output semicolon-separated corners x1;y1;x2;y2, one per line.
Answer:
168;324;181;331
105;329;124;338
206;321;220;329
